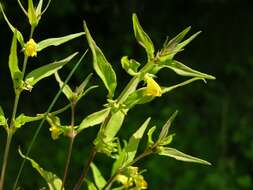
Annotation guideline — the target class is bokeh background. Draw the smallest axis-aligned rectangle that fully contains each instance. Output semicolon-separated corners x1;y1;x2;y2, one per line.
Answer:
0;0;253;189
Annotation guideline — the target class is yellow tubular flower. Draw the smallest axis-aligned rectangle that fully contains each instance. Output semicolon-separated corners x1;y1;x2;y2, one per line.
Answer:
49;126;62;140
144;74;162;97
24;38;38;57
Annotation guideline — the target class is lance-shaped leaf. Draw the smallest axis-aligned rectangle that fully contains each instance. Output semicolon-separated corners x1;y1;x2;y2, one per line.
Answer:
0;3;24;46
90;163;106;189
54;72;73;101
158;111;178;142
147;126;156;147
132;13;155;60
8;30;22;90
78;108;110;133
84;21;117;98
103;110;125;142
112;118;151;174
123;88;154;109
14;113;44;128
162;77;205;94
0;106;7;127
37;32;85;52
121;56;140;76
158;147;211;165
19;149;64;190
25;52;78;87
161;60;215;80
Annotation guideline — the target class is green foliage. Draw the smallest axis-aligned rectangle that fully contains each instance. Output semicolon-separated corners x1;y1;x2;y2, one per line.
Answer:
0;2;217;190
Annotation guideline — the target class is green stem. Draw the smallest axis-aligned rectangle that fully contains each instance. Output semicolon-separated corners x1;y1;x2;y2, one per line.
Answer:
73;147;97;190
61;103;76;190
0;131;13;190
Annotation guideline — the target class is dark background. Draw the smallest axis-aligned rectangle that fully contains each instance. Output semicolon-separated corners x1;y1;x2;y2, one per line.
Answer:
0;0;253;189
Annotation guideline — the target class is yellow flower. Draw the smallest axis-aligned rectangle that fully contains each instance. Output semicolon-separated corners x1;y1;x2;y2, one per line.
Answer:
116;174;133;188
144;74;162;97
49;126;62;140
24;39;38;57
134;175;148;190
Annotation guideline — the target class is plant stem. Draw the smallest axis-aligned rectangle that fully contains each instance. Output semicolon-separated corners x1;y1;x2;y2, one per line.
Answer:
73;147;97;190
61;103;76;190
0;131;13;190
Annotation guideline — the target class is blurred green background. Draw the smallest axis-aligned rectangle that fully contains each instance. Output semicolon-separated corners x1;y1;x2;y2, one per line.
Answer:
0;0;253;189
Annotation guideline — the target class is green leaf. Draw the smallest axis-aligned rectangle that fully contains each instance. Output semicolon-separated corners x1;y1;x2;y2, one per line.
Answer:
132;13;155;60
90;163;106;189
158;111;178;142
158;147;211;165
112;118;151;174
19;149;64;190
162;77;206;94
84;21;117;98
103;110;125;142
121;56;140;76
78;108;110;133
161;60;215;80
86;180;98;190
123;88;154;109
14;114;44;128
25;52;78;87
147;126;156;147
8;30;22;91
0;106;7;127
54;72;73;101
37;32;85;52
0;3;25;46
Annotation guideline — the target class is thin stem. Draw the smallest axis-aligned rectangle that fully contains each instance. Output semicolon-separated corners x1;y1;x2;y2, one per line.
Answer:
12;50;88;190
61;103;76;190
73;147;97;190
0;131;13;190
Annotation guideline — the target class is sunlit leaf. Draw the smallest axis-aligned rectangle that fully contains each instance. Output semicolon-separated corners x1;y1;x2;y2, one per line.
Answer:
14;114;44;128
25;52;78;87
132;13;155;60
54;72;73;101
90;163;106;189
84;21;117;98
37;32;85;52
8;30;22;91
19;149;64;190
158;147;211;165
78;108;110;133
0;3;25;46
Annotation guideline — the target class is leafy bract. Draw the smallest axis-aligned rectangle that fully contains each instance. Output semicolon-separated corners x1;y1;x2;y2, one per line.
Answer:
37;32;85;52
121;56;140;76
78;108;110;133
84;21;117;98
19;149;64;190
90;163;106;189
8;30;22;91
0;3;24;46
132;13;155;60
25;52;78;87
158;147;211;165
